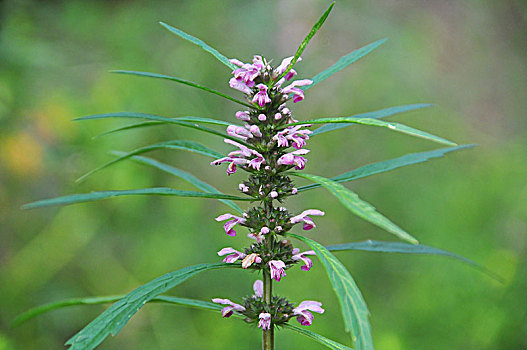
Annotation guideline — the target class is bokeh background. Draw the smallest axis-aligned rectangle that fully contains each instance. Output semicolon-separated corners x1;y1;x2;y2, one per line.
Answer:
1;0;526;349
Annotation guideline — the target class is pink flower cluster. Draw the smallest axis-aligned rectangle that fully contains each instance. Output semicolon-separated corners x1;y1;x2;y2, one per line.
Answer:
210;139;265;175
229;55;312;107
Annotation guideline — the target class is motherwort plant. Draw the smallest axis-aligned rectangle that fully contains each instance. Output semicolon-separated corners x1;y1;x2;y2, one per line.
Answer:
16;3;495;350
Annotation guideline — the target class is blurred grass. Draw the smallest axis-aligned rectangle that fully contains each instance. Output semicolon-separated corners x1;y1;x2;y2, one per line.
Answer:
0;0;526;349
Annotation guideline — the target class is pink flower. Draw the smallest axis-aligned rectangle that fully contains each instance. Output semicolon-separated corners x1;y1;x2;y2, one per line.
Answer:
282;79;313;103
229;58;245;67
239;183;249;193
269;191;278;198
260;226;270;235
253;280;263;298
247;151;265;171
252;55;265;70
252;84;272;107
236;111;251;121
292;248;316;271
275;56;300;81
269;260;286;282
277;149;310;170
211;139;265;175
293;301;324;326
290;209;325;230
248;125;262;138
247;232;263;242
212;298;246;318
217;247;246;263
210;156;248;175
227;125;253;140
273;126;312;149
216;213;247;236
258;113;267;121
258;312;272;330
291;187;298;195
229;77;252;94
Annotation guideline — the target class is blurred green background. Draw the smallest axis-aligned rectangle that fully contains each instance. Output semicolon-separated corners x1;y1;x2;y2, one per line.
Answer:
1;0;526;349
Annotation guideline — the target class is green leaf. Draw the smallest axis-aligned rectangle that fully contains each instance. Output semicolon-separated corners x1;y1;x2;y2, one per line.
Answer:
113;152;243;214
283;116;456;146
159;21;237;70
22;188;252;210
289;234;372;350
76;140;223;183
276;2;335;82
14;293;353;350
12;296;124;327
306;38;387;90
290;172;418;244
326;240;503;282
75;113;248;146
111;70;253;108
64;263;237;350
283;324;353;350
298;145;475;192
12;295;227;328
311;104;432;136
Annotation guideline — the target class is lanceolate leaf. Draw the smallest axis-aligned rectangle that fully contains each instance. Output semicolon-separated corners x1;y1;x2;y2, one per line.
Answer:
64;263;237;350
283;116;456;146
276;2;335;82
306;38;387;90
14;295;352;350
12;295;227;328
113;152;243;213
289;233;372;350
326;240;503;282
22;188;252;210
290;172;418;244
298;145;475;192
111;70;253;108
283;324;353;350
76;140;223;183
159;21;237;70
311;103;432;136
75;113;249;146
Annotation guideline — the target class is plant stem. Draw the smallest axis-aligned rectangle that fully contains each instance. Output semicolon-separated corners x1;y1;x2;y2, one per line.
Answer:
263;199;274;350
262;269;274;350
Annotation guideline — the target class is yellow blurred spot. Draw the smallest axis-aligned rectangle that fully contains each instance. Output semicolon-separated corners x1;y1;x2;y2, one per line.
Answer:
486;249;518;285
377;331;403;350
1;132;43;176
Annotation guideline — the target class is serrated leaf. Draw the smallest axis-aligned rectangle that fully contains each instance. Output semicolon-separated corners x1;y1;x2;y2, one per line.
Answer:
75;113;248;146
22;188;252;210
283;116;456;146
311;104;432;136
283;324;353;350
289;234;372;350
64;263;236;350
299;145;475;192
159;21;237;70
276;2;335;82
290;172;418;244
114;152;243;213
305;38;387;90
76;140;222;183
111;70;253;108
326;240;503;282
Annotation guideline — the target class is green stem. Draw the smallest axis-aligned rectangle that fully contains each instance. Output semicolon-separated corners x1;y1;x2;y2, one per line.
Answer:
263;199;275;350
262;269;274;350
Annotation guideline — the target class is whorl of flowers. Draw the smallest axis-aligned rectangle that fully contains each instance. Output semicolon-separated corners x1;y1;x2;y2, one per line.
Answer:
211;55;325;329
